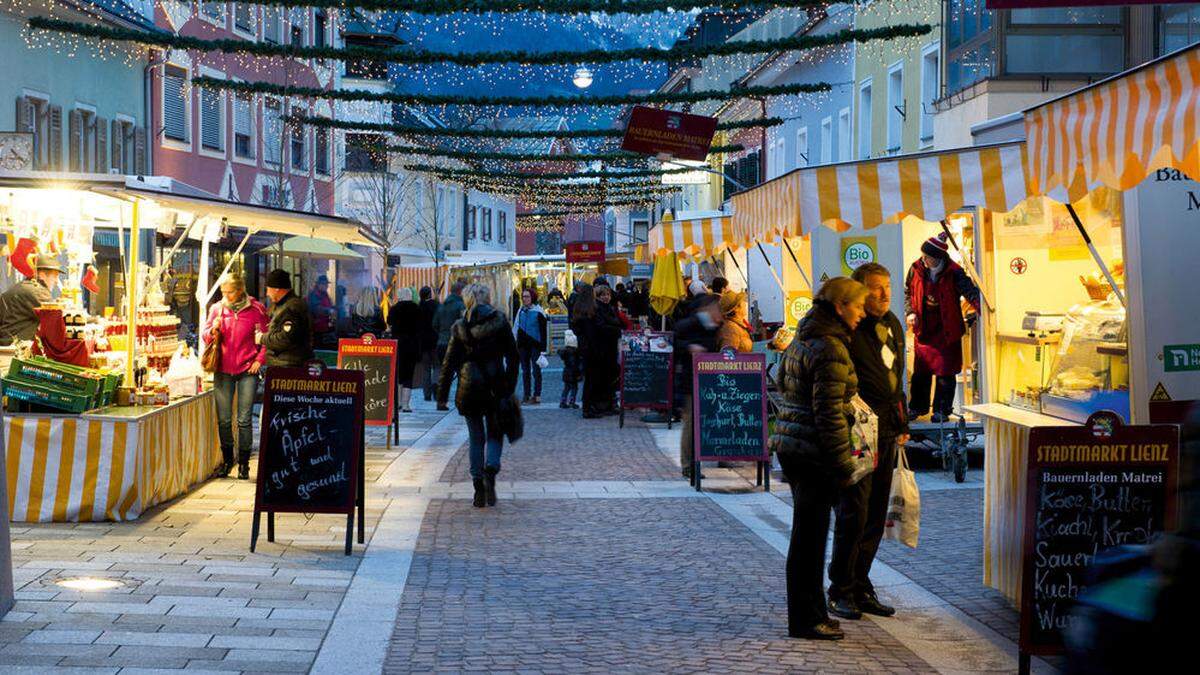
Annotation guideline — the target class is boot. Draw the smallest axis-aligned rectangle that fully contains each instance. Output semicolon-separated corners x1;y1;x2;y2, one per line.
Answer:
472;479;486;508
237;450;251;481
399;387;413;413
212;459;232;479
483;466;498;506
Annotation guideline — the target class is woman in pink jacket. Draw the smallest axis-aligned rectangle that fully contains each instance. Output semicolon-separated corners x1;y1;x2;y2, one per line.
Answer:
203;273;269;479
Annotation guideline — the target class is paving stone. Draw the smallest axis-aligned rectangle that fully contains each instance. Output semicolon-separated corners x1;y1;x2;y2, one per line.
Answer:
19;629;100;645
94;630;213;647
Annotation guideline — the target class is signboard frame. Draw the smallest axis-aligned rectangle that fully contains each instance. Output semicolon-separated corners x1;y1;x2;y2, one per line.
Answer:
565;241;606;263
620;105;718;162
691;350;770;492
1018;411;1179;669
251;362;366;556
336;333;398;429
988;0;1182;7
618;330;675;429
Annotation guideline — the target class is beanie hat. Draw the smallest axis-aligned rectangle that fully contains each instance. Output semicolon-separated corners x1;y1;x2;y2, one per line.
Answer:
266;269;292;290
921;232;951;261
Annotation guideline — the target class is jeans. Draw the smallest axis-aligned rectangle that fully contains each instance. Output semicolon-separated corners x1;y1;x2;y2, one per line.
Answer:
465;414;503;481
421;349;437;400
829;431;898;599
910;371;957;416
679;395;694;474
213;371;258;466
787;471;838;633
519;345;542;399
560;381;578;406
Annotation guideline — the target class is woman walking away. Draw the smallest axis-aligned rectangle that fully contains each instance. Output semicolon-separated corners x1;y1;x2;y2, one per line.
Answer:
418;286;440;401
515;287;549;404
583;284;624;418
770;277;868;641
437;284;520;507
202;273;269;480
387;286;422;413
717;290;754;353
352;287;385;337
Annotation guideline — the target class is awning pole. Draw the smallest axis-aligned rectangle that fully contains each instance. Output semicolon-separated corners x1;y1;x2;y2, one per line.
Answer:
938;220;994;312
780;238;812;290
1064;203;1126;308
721;251;749;287
755;242;785;292
125;200;140;386
200;228;257;308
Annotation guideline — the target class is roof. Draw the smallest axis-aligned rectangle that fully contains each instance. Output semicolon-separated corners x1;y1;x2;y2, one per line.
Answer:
63;0;159;32
472;116;570;156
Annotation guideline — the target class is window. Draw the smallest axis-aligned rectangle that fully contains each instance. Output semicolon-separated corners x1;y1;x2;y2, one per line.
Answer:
773;138;785;176
290;119;306;170
467;206;477;239
796;127;808;168
314;127;329;175
837;107;851;162
162;64;188;143
945;0;994;94
345;133;384;171
1160;5;1200;55
820;117;832;165
314;10;328;48
200;85;224;152
233;3;254;34
886;63;903;154
262;183;289;208
262;6;283;43
290;9;306;48
481;207;493;241
112;118;136;174
233;92;255;159
858;79;872;160
68;108;97;172
499;212;508;244
632;219;649;245
920;45;939;146
263;98;282;164
1004;9;1124;76
200;1;225;24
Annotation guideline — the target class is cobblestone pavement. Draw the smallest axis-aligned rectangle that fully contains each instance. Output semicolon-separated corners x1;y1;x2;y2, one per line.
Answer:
439;406;679;483
384;498;934;674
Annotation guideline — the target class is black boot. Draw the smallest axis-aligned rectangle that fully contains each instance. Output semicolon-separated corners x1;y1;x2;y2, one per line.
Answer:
212;459;232;479
472;479;486;508
237;451;251;480
483;466;498;506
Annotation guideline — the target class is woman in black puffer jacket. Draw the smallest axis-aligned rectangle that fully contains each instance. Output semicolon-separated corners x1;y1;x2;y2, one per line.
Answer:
770;277;868;642
437;284;520;508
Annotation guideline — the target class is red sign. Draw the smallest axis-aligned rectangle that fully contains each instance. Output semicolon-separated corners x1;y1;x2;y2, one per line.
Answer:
1010;257;1028;275
565;241;605;263
987;0;1184;7
336;334;398;428
620;106;717;162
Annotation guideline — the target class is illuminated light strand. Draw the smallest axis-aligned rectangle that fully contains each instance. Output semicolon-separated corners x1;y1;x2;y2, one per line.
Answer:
404;163;704;180
238;1;837;15
297;115;784;138
356;143;745;164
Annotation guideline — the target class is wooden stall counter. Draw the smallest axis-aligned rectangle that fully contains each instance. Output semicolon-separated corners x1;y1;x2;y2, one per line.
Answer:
965;403;1080;605
3;392;221;523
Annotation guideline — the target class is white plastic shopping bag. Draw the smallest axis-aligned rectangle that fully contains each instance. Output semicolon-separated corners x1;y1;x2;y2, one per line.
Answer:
536;353;549;369
846;395;879;485
884;443;920;548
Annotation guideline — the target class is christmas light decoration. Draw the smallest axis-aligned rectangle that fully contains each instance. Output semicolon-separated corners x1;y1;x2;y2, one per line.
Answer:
239;1;837;15
298;115;783;138
356;143;745;164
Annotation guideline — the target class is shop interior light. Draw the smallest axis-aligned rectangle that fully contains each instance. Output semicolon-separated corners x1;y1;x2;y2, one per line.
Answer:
54;577;125;591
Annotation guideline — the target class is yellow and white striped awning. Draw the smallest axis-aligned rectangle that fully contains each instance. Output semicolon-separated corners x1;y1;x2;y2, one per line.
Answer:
644;215;734;261
800;143;1029;231
395;265;449;296
1025;43;1200;201
730;170;802;243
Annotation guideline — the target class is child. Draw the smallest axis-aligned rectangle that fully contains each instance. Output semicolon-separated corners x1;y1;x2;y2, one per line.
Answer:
559;329;582;409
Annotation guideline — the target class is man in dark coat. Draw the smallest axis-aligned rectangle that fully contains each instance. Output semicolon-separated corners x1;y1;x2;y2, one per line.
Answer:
673;294;722;478
905;232;980;422
432;280;467;407
261;269;313;368
828;263;910;621
0;254;61;343
418;286;441;401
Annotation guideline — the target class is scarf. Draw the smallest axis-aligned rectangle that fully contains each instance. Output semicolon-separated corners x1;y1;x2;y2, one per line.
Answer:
223;295;250;313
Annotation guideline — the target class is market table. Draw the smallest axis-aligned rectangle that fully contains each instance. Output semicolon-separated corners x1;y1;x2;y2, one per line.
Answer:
3;392;220;523
965;402;1080;605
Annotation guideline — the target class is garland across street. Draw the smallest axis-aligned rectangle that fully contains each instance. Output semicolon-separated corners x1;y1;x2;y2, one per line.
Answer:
297;115;783;138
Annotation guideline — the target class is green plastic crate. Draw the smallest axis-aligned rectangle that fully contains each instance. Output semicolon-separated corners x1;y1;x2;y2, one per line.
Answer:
7;358;104;397
1;376;96;413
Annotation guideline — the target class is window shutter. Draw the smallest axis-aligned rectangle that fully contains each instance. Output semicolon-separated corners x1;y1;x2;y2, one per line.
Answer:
134;127;147;174
163;66;188;142
69;109;83;172
48;104;63;171
234;95;251;136
15;96;33;133
201;87;222;150
111;119;124;173
96;117;108;173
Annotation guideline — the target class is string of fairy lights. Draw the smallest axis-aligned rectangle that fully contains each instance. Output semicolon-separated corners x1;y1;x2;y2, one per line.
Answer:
21;0;940;221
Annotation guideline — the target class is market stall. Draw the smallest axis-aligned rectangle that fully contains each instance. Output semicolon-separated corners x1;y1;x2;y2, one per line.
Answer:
0;172;375;522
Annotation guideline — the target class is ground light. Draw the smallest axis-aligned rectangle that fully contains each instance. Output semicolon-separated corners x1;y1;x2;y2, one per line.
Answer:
54;577;126;591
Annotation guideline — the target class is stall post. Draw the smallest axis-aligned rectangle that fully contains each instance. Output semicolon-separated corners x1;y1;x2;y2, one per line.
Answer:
754;242;786;292
1064;204;1127;308
126;200;140;385
938;219;994;312
780;238;812;290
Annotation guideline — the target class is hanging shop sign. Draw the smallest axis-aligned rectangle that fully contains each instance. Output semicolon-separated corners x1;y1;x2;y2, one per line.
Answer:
621;106;718;162
691;350;770;492
252;362;365;556
336;334;398;428
618;331;674;428
840;236;877;277
565;241;606;263
1019;411;1178;659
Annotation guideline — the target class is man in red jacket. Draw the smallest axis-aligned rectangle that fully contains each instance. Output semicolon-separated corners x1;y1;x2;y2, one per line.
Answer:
905;233;980;423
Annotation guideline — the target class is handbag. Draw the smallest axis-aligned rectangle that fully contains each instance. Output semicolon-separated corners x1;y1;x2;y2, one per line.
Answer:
496;393;524;443
201;327;222;373
883;443;920;548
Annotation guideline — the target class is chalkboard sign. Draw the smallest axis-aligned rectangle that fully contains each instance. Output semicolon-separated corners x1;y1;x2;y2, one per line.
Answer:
1020;411;1178;657
251;363;365;555
619;331;674;426
692;351;769;491
337;334;397;427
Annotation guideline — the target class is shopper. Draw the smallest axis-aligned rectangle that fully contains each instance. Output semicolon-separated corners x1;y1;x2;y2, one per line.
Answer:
0;253;61;343
202;272;269;480
674;294;722;479
351;287;385;337
559;329;582;409
262;269;314;368
905;232;981;422
307;274;336;349
710;276;729;296
387;286;423;413
418;286;441;401
586;284;624;417
828;263;909;621
515;287;548;405
433;280;467;403
770;276;868;641
437;284;519;507
716;290;754;353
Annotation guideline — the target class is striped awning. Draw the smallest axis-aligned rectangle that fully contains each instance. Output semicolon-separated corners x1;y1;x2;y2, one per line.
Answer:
730;170;802;243
800;143;1029;231
1025;43;1200;201
644;215;734;261
395;265;448;295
